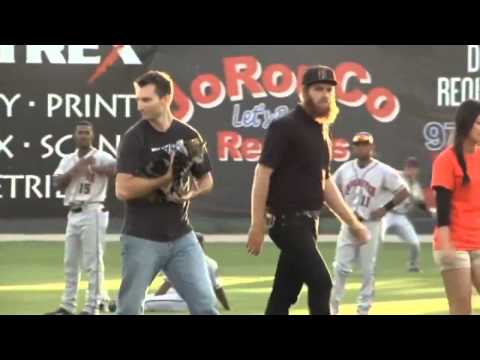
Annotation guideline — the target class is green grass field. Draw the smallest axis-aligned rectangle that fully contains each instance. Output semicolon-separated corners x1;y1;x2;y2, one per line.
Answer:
1;241;479;315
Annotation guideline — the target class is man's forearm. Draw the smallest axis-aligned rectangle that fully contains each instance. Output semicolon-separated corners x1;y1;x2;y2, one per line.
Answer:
251;165;272;228
324;178;361;227
383;188;409;210
53;166;81;191
193;184;212;198
92;163;116;177
53;173;72;191
392;188;409;206
190;174;214;199
116;173;171;201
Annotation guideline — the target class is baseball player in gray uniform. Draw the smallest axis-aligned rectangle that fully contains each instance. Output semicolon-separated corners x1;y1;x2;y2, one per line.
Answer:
330;132;409;315
381;157;432;273
45;120;116;315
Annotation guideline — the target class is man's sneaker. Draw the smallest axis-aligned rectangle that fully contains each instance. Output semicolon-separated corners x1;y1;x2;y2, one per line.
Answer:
45;307;74;315
98;300;117;313
107;300;117;313
330;302;339;315
408;265;422;273
357;308;369;315
98;301;107;313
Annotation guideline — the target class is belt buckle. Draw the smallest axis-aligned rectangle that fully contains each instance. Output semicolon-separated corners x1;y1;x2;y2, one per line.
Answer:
265;213;276;229
300;210;319;219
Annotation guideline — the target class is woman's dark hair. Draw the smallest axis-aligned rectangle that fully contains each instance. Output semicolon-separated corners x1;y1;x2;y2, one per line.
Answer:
453;100;480;185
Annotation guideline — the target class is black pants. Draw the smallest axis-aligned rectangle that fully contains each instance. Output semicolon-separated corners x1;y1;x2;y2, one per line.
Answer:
265;215;332;315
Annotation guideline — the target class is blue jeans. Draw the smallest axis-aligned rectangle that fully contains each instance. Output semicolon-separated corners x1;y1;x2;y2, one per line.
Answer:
116;231;218;315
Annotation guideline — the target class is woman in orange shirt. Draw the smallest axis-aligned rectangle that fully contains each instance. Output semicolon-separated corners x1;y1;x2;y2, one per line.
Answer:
431;99;480;315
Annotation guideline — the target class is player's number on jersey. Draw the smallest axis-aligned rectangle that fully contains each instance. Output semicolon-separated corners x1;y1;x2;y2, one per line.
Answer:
79;183;91;195
360;195;371;208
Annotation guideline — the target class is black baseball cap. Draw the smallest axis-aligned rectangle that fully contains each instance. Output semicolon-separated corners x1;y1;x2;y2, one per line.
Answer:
302;65;338;87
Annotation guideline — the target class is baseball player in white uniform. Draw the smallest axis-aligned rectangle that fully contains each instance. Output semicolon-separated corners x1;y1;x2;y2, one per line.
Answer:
143;233;230;312
330;132;409;315
45;121;116;315
144;255;229;312
381;157;431;273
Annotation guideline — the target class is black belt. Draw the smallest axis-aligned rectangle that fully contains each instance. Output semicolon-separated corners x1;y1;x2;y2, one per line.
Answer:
267;210;321;227
69;202;104;213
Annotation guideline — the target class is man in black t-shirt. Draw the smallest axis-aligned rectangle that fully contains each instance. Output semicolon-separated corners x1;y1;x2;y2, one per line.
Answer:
247;65;370;315
115;70;218;315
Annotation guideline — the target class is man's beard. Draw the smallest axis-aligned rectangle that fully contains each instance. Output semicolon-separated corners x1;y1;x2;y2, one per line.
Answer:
304;96;331;119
